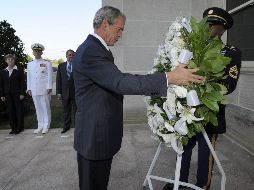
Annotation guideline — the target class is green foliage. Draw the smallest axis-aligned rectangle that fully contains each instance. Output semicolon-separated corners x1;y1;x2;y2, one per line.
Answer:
26;54;33;62
185;17;230;136
46;58;64;67
153;61;172;72
150;97;166;107
0;20;27;70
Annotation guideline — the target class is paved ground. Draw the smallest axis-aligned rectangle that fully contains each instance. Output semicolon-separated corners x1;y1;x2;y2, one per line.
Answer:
0;124;254;190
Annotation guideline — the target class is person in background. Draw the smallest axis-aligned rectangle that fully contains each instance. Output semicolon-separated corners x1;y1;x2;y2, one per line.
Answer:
26;43;53;134
73;6;204;190
0;54;25;134
56;49;76;133
163;7;242;190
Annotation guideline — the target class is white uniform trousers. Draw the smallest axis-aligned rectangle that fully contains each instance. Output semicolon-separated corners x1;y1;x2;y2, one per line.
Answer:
32;95;51;129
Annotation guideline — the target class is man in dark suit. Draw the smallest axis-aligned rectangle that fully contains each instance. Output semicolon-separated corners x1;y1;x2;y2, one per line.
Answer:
56;49;76;133
73;6;204;190
163;7;242;190
0;54;25;134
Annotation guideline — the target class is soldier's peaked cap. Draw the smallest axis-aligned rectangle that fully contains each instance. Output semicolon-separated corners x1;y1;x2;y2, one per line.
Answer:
203;7;233;29
31;43;45;51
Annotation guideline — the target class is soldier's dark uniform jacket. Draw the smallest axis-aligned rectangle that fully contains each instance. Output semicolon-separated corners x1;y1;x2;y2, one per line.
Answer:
205;44;242;134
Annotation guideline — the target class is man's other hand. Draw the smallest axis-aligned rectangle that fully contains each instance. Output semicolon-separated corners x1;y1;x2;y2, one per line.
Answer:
20;95;24;100
27;90;32;96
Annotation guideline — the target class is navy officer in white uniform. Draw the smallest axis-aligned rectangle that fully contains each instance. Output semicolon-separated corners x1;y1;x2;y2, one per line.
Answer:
27;43;53;134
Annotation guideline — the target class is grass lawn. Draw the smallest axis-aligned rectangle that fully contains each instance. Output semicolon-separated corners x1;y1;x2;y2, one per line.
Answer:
0;96;74;130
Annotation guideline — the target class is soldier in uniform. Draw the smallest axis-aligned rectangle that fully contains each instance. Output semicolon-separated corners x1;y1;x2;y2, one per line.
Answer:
163;7;242;190
27;43;53;134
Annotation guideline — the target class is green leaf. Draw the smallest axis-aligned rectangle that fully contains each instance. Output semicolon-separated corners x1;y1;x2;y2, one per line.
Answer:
205;91;224;101
220;99;229;105
208;112;218;126
181;136;189;145
205;83;214;93
211;59;227;73
212;71;225;78
150;97;164;107
193;122;203;132
217;83;228;95
187;60;197;69
198;85;205;96
201;97;219;112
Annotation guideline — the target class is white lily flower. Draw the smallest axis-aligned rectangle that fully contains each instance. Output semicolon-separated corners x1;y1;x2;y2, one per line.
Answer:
174;86;188;98
180;108;204;124
164;122;175;132
154;103;164;114
176;101;184;113
156;113;164;125
176;101;203;124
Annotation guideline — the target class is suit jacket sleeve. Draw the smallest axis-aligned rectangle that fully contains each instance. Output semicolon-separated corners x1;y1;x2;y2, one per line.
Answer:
77;47;167;96
56;64;62;95
222;47;242;94
46;61;53;89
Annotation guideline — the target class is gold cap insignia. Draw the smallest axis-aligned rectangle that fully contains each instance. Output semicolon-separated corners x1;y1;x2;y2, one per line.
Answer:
208;10;213;14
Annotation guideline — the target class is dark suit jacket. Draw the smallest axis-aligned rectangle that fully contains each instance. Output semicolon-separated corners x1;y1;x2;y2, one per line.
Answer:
0;67;25;96
73;34;167;160
56;62;75;100
205;45;242;134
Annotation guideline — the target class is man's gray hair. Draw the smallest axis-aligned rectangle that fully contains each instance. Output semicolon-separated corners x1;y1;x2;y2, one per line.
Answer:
93;6;126;29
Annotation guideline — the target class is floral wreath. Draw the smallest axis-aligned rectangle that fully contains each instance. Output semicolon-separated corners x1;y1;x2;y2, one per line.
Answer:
144;17;231;154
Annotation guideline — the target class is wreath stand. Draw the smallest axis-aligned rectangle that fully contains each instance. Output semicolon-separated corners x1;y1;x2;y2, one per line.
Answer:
142;129;226;190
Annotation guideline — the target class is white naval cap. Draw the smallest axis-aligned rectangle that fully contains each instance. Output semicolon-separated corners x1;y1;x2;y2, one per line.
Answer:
31;43;45;51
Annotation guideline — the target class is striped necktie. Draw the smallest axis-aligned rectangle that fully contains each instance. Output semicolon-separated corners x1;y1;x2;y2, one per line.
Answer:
67;62;72;80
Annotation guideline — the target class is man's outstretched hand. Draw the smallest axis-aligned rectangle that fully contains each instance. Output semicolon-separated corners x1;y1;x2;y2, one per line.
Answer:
166;64;204;86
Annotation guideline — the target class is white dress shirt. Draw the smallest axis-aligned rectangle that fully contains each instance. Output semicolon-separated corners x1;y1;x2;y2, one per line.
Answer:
6;65;18;76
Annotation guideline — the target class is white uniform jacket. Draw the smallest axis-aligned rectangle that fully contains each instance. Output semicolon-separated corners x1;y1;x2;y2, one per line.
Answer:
27;59;53;95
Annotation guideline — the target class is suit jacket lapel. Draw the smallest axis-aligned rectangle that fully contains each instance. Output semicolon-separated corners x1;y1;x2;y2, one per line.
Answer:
88;34;114;62
4;69;10;79
11;69;17;78
62;62;68;79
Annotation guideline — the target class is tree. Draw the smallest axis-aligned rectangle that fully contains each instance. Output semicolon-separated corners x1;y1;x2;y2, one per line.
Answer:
46;58;65;67
26;54;33;62
0;20;27;70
